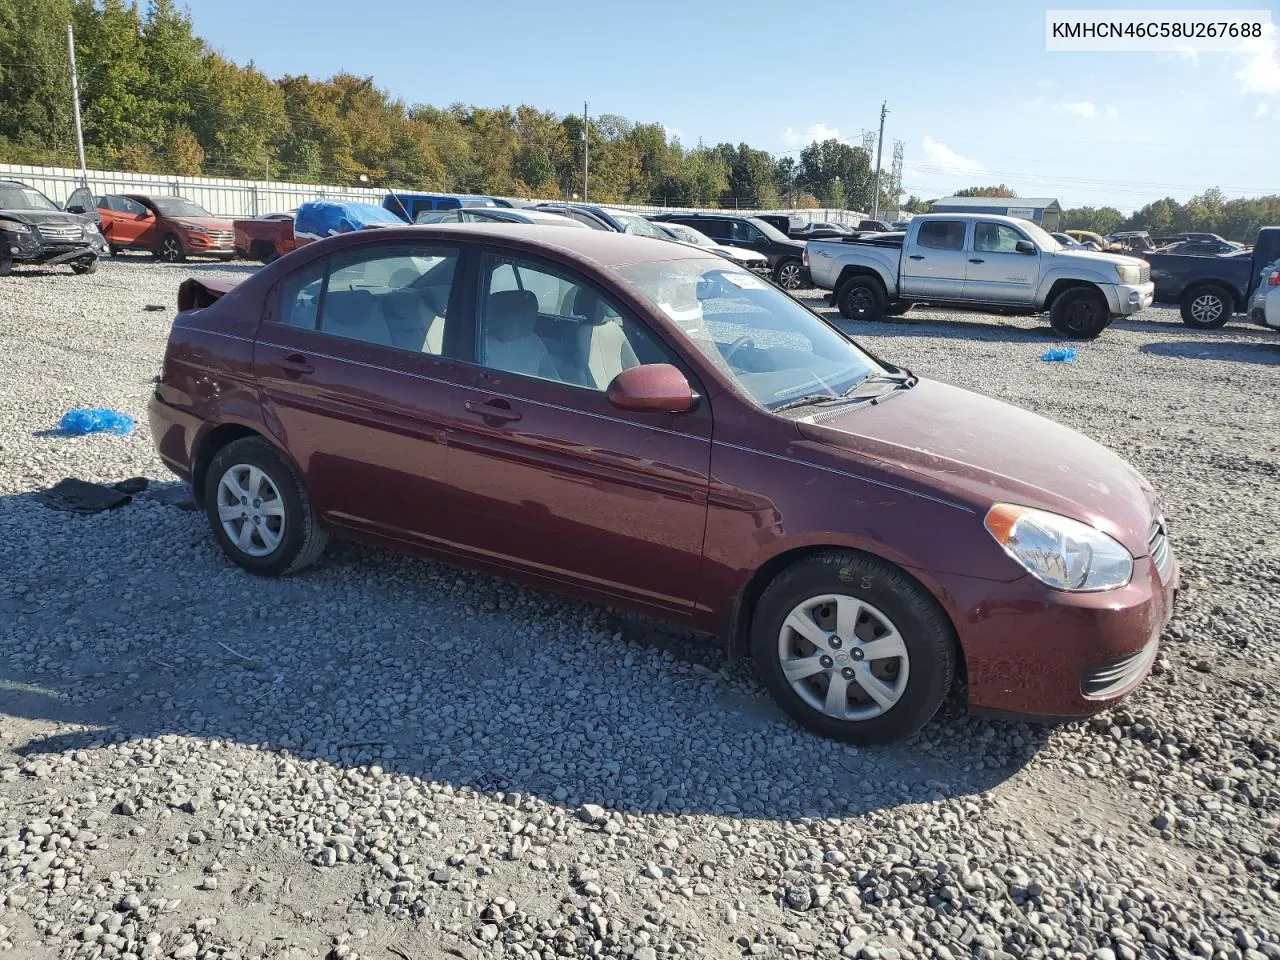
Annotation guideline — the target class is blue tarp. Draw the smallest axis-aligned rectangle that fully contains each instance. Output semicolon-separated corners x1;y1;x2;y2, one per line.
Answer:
294;200;404;240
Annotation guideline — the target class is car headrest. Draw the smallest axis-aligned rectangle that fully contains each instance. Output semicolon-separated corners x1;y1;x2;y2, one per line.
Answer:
571;286;606;324
486;289;539;342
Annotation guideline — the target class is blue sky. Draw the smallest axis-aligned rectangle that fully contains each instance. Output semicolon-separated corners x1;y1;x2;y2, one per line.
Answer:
183;0;1279;212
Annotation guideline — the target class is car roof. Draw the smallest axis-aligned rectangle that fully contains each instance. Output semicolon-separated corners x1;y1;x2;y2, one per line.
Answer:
324;222;711;268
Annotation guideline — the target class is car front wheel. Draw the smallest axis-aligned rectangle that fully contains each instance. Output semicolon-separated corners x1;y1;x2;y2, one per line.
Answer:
1180;286;1233;329
750;552;956;744
156;233;185;263
774;259;804;290
204;437;328;576
1049;287;1109;339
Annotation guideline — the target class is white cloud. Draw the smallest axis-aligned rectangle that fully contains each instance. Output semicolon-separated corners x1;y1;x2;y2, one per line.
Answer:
1256;103;1270;118
663;126;683;141
1061;100;1097;118
1174;45;1200;65
920;136;984;173
1237;22;1280;95
1105;105;1119;117
781;123;849;148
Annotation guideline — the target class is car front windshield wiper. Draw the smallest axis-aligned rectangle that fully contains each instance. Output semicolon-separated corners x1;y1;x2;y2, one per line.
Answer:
771;392;845;414
842;371;917;397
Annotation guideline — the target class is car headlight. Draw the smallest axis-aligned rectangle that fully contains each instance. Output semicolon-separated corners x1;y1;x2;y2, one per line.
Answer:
984;503;1134;592
1115;263;1142;284
82;222;99;235
0;219;32;234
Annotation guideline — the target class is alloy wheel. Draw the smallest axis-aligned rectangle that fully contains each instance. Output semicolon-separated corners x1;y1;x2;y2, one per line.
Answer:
1191;294;1224;325
216;463;286;558
777;262;803;289
161;236;182;262
776;593;910;721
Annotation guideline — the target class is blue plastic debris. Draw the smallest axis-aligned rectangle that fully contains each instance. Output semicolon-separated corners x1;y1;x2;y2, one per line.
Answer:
1040;348;1077;363
58;408;135;436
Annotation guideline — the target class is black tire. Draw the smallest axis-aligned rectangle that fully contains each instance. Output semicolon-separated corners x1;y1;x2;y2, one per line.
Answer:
1180;285;1234;329
70;257;98;275
774;259;804;290
750;551;956;745
1049;286;1109;339
155;232;185;263
203;437;328;577
837;276;887;321
0;253;11;277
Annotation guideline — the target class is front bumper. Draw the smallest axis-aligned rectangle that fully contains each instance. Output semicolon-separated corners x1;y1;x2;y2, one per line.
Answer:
1107;281;1155;316
933;548;1178;720
186;234;237;257
3;230;107;263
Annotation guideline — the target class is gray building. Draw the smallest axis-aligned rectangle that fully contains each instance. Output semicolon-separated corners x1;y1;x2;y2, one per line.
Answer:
929;196;1062;232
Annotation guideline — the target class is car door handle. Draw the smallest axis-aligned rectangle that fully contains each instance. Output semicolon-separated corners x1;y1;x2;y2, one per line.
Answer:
969;258;985;264
279;353;314;377
465;398;522;423
908;254;925;260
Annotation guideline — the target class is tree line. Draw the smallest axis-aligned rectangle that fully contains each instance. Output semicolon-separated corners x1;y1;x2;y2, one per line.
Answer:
0;0;906;210
910;186;1280;243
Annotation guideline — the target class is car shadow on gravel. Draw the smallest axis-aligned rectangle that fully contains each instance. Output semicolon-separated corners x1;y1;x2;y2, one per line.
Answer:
1140;338;1280;365
1;482;1051;823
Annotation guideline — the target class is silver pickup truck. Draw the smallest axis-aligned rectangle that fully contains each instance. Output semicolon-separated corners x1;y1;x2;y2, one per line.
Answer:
804;213;1154;339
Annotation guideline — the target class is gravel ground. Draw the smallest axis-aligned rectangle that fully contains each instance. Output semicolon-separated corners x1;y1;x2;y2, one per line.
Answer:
1;256;1279;960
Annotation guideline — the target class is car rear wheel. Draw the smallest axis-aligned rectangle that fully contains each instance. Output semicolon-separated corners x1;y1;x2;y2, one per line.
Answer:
156;233;185;263
204;437;328;577
774;259;804;290
1180;286;1233;329
1049;287;1109;339
837;277;887;321
750;552;955;744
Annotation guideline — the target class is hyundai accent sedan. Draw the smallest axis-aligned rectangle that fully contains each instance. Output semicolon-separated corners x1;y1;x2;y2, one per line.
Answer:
149;225;1178;744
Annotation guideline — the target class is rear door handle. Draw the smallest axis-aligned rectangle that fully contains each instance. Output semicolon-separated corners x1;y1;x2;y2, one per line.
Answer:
465;398;522;423
968;258;985;264
280;353;314;377
908;254;925;261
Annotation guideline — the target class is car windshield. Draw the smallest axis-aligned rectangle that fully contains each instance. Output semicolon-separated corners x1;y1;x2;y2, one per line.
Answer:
1019;220;1061;251
610;212;669;239
617;257;886;410
150;197;213;218
667;224;714;247
748;217;789;242
0;183;58;211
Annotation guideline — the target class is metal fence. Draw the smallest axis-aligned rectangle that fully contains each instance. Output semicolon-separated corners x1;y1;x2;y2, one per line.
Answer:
1;162;872;226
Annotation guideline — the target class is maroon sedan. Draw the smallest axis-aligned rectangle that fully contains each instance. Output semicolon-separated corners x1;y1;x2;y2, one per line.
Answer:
149;224;1178;744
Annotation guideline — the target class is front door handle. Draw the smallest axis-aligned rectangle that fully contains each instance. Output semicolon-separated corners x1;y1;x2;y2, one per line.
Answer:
969;258;985;264
465;398;522;423
280;353;314;377
908;254;925;261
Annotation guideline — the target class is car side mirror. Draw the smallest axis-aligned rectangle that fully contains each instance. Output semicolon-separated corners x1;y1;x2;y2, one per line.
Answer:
1015;240;1036;254
66;204;85;214
606;363;697;414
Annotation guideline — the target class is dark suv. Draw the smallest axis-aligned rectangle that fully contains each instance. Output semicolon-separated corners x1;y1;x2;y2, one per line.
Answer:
650;213;810;289
0;180;108;275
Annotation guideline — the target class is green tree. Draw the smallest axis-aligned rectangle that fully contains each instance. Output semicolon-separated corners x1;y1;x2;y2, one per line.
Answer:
193;55;287;178
954;184;1017;198
798;139;871;209
1061;205;1124;235
0;0;75;159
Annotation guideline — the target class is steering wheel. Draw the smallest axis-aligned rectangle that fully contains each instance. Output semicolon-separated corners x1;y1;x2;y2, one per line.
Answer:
723;335;756;364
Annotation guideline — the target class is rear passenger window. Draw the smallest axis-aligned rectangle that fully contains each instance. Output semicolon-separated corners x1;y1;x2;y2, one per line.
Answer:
916;221;966;251
275;245;458;355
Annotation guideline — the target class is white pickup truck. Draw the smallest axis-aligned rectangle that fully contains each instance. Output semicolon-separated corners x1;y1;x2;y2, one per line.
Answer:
804;213;1154;339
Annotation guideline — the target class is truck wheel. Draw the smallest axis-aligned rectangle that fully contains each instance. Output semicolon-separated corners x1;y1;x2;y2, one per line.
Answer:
837;277;887;321
1180;285;1233;329
1049;287;1109;339
155;233;185;263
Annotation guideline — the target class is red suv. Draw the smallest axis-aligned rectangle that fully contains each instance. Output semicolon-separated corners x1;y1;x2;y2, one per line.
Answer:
96;193;235;261
149;225;1177;744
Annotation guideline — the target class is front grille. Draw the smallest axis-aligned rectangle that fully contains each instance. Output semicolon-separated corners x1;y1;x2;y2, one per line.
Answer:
204;229;234;243
1081;637;1159;698
38;223;83;242
1139;263;1151;283
1148;516;1174;585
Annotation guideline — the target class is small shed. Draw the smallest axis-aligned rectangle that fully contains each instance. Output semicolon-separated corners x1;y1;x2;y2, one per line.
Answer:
929;196;1062;232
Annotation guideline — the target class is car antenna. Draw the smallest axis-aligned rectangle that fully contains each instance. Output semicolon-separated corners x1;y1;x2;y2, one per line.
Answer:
389;190;412;223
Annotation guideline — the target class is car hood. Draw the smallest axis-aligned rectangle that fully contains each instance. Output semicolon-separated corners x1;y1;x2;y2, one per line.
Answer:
0;209;93;226
796;378;1158;556
171;216;234;230
1052;248;1147;269
720;245;768;261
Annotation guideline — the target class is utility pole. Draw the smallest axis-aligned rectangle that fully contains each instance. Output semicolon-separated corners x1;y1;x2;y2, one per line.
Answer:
582;102;589;203
66;22;87;184
871;101;888;221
